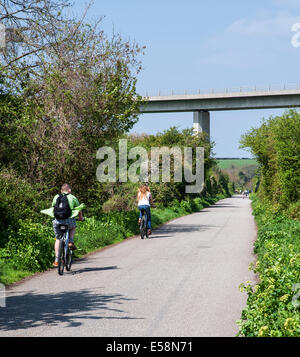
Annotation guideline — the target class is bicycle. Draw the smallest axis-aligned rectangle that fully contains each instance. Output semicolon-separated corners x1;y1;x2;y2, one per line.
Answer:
57;224;73;275
140;208;149;239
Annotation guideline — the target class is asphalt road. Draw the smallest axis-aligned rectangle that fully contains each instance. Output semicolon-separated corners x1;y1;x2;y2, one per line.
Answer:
0;196;256;337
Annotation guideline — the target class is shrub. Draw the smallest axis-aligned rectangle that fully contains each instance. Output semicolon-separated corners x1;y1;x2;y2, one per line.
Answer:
237;195;300;337
240;109;300;213
180;200;192;213
149;182;181;208
102;193;136;213
287;201;300;221
75;217;128;254
3;219;54;272
0;168;46;235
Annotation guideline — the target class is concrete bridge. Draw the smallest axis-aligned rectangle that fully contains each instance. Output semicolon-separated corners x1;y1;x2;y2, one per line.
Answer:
140;86;300;137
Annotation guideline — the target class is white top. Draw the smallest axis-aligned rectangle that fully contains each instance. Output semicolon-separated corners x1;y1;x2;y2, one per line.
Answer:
138;191;151;206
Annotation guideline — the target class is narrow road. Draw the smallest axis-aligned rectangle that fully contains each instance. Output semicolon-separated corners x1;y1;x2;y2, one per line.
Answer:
0;196;256;337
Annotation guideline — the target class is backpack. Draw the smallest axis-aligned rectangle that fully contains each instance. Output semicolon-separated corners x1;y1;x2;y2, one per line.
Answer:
54;193;72;220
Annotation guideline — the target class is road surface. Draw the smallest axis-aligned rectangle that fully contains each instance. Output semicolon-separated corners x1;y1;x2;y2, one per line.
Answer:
0;196;256;337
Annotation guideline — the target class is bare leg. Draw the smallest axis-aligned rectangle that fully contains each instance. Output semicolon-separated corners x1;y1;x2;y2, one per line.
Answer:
69;227;75;242
54;239;60;262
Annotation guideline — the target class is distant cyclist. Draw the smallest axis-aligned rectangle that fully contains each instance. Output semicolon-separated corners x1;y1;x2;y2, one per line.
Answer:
137;184;153;236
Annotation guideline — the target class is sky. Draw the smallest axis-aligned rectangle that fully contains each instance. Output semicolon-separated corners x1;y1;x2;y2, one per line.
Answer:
72;0;300;157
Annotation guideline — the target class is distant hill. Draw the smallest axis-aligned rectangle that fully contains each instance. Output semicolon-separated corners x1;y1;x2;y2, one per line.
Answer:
216;158;259;190
216;158;258;170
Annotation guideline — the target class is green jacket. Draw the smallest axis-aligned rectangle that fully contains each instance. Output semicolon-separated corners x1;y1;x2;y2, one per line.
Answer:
41;192;85;218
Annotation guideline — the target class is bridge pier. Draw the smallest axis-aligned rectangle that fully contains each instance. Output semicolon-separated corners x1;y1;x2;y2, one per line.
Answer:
193;110;210;138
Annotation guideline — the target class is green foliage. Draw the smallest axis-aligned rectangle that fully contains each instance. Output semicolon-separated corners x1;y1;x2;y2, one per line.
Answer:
237;194;300;337
238;112;300;336
75;217;129;255
0;26;143;204
287;201;300;221
150;182;181;208
1;219;53;274
94;127;232;212
128;127;214;172
102;193;136;213
240;109;300;216
0;168;47;236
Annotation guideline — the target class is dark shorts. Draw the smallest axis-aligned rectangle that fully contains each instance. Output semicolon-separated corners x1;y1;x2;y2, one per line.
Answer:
53;218;76;239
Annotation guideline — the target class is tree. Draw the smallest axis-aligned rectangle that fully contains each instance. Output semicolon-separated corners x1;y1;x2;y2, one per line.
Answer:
0;0;145;200
1;0;72;83
240;109;300;210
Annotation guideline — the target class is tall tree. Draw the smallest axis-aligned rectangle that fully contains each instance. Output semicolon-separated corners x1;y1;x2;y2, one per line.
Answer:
0;0;145;199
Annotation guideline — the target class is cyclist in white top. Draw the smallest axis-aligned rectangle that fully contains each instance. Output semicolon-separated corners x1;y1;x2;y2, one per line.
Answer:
137;184;153;235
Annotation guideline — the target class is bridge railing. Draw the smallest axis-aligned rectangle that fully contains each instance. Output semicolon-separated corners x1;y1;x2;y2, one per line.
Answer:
142;83;300;97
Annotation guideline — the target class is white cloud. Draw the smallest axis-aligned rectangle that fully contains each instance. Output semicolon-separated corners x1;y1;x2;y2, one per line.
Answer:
199;12;300;67
272;0;300;9
227;13;300;37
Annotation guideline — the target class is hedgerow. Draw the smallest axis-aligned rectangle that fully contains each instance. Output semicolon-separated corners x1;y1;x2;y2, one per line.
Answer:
237;194;300;337
240;109;300;217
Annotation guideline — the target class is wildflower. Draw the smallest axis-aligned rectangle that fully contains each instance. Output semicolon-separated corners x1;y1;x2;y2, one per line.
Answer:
284;318;296;330
258;326;268;337
279;294;289;303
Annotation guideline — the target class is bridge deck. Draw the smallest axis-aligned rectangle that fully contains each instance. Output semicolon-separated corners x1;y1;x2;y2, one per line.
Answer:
140;89;300;113
144;88;300;101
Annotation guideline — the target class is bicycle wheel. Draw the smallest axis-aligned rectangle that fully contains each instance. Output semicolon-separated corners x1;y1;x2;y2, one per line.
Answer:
58;239;65;276
66;248;72;271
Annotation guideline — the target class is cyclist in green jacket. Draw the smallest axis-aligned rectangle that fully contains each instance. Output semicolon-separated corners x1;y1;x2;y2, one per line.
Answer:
51;183;84;267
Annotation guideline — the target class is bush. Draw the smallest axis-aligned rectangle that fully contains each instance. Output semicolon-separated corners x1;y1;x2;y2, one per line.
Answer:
237;195;300;337
240;109;300;213
2;219;54;272
75;217;128;254
180;200;193;213
102;193;136;213
0;168;46;235
287;201;300;221
149;182;181;208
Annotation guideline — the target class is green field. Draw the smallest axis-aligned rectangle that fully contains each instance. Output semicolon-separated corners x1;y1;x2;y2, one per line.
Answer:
217;159;258;169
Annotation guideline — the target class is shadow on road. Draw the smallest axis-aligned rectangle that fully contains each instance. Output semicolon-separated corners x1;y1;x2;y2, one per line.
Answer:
149;235;172;239
151;223;215;239
203;203;240;209
71;265;119;275
0;288;141;332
